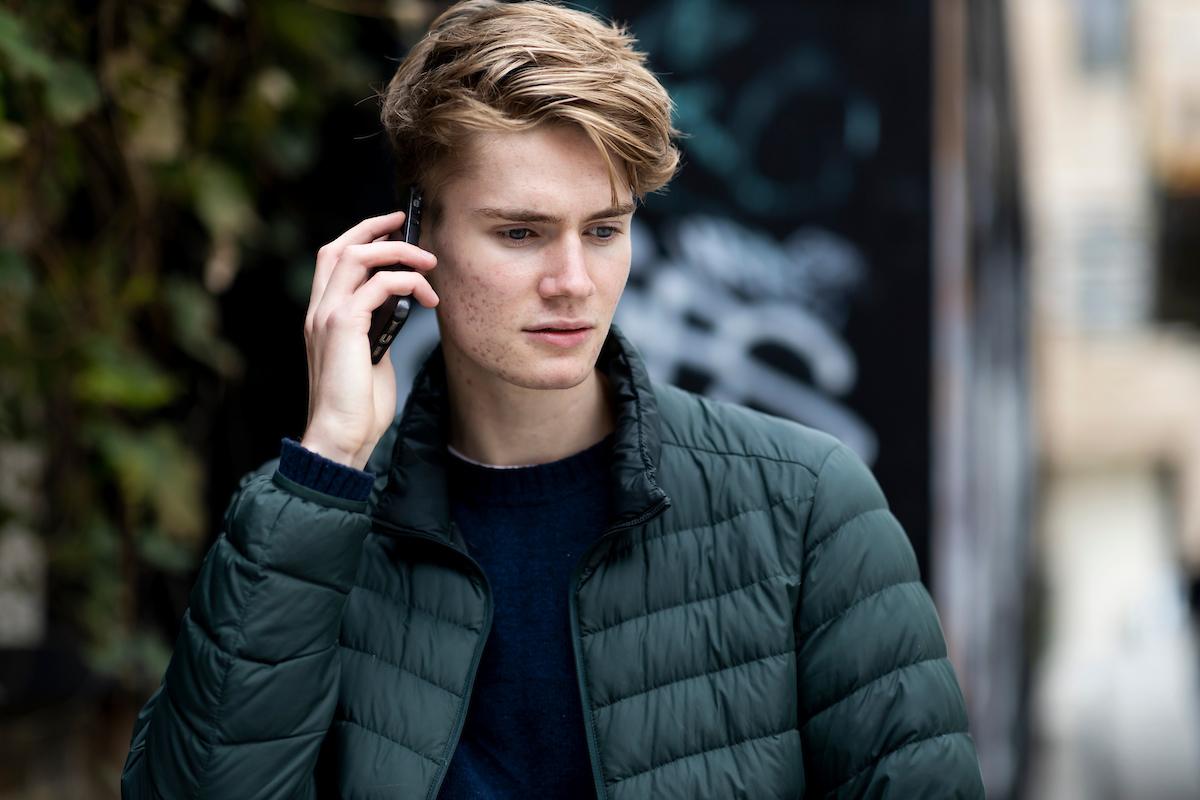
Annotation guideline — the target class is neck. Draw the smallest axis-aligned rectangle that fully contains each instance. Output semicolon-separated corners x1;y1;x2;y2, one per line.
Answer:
443;356;616;468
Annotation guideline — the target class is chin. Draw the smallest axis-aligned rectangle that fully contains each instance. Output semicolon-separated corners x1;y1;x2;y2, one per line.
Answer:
503;358;595;391
441;324;605;392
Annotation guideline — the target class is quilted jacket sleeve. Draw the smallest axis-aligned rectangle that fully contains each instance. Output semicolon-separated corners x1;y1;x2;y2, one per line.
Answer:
795;443;984;798
120;459;373;799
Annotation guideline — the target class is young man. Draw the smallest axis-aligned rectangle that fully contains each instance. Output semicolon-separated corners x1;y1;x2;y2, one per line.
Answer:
122;1;984;797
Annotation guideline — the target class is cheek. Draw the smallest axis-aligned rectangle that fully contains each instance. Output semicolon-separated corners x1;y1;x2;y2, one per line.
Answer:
438;260;518;330
598;249;632;295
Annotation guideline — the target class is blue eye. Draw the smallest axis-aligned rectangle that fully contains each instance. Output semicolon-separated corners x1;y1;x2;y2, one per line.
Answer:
504;228;532;241
592;225;617;239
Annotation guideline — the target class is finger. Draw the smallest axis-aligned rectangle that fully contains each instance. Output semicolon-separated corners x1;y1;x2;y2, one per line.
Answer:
348;269;440;317
351;241;437;271
320;242;437;309
332;209;410;251
309;210;407;311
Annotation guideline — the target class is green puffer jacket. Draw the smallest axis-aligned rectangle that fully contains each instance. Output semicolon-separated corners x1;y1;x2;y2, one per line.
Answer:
122;324;984;799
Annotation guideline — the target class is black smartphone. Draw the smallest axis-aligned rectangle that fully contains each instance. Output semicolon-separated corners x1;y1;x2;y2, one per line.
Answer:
367;185;424;364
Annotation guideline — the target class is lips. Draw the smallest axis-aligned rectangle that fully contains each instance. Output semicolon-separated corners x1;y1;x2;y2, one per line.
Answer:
525;322;593;332
524;326;593;348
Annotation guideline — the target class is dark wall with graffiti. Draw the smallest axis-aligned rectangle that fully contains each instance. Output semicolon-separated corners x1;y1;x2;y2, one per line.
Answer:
604;0;937;575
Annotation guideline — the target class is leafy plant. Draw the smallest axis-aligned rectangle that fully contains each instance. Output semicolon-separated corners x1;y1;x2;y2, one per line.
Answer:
0;0;429;693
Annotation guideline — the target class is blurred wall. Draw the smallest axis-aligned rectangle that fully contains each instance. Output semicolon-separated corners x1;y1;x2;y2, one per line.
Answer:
932;2;1033;797
1009;0;1200;797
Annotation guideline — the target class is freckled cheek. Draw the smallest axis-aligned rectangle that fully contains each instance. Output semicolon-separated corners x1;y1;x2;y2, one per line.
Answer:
443;274;500;317
436;270;523;355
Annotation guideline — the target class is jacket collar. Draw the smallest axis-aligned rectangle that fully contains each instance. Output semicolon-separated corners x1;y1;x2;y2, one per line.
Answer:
372;323;671;546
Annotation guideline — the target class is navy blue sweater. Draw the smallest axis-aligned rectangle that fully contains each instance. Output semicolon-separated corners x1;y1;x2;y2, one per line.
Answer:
278;434;614;797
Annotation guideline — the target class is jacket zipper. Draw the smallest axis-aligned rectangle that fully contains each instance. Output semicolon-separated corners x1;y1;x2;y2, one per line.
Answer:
568;497;672;800
370;519;494;800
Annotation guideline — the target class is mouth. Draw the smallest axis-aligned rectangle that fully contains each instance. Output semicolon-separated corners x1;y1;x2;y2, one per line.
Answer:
524;326;593;347
524;321;595;333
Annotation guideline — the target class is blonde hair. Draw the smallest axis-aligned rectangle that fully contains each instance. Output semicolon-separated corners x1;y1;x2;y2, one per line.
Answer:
378;0;680;207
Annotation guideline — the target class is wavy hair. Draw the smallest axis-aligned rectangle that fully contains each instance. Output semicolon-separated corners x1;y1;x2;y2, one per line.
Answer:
378;0;680;208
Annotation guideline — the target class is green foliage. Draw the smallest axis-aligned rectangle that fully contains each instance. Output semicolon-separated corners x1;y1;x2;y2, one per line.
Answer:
0;0;432;691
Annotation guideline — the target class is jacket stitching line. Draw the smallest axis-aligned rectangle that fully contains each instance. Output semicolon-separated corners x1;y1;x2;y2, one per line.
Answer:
608;724;795;786
338;641;462;699
161;681;208;749
189;495;288;798
791;447;832;665
572;590;612;793
593;646;793;711
805;507;887;560
220;530;345;595
802;655;948;724
581;569;791;639
187;699;328;749
186;607;336;667
634;491;812;551
802;444;842;554
660;439;822;476
210;728;327;747
332;716;441;767
826;730;968;797
806;506;892;563
579;491;809;585
350;581;481;634
799;580;924;640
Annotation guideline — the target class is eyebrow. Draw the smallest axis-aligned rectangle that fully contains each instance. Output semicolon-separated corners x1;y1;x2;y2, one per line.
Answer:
471;202;635;224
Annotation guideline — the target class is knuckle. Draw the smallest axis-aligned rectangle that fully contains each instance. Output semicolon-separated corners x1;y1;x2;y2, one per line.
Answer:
327;306;355;328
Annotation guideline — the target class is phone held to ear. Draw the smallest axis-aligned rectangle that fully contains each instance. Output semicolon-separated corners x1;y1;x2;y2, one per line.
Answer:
368;185;424;364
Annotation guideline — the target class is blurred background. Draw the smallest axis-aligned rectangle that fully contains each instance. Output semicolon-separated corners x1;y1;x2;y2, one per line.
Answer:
1;0;1199;797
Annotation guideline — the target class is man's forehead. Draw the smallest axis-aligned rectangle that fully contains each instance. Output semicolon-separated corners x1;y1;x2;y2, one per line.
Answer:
442;126;633;213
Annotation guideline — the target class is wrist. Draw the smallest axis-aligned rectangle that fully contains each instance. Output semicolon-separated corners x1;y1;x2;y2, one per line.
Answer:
278;438;375;504
300;428;365;470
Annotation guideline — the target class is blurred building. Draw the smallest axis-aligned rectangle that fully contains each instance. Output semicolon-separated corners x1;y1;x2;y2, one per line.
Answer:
1007;0;1200;797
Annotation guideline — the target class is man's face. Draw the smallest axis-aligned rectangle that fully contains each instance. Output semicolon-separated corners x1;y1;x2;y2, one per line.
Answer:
424;124;634;393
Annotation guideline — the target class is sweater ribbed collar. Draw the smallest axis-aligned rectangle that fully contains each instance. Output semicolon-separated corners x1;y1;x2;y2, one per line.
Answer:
445;431;615;507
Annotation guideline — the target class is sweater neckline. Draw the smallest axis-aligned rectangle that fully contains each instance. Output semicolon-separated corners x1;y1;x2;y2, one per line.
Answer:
446;432;615;505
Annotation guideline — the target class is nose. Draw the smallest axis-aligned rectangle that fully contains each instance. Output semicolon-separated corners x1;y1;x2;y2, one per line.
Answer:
538;235;596;299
